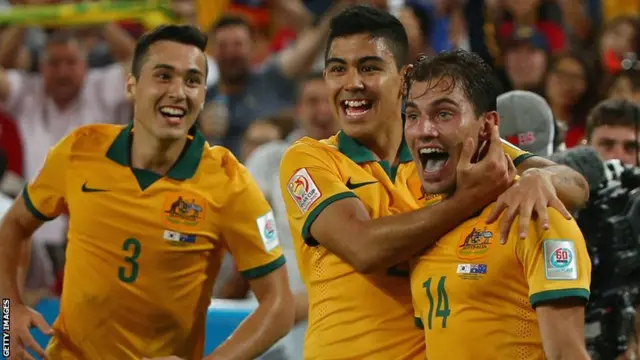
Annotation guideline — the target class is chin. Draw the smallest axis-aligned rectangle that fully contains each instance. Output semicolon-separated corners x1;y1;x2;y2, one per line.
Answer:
421;178;455;197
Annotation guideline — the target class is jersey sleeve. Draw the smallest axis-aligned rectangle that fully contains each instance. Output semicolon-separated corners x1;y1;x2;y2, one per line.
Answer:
279;143;357;246
515;209;591;308
22;132;73;221
500;139;536;167
220;158;286;280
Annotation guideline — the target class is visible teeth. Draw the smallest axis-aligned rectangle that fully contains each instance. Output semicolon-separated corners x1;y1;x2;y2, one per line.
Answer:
343;100;370;107
160;107;185;116
419;148;444;154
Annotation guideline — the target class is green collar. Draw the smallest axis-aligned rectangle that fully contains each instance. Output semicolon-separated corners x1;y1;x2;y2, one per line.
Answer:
337;131;413;164
106;123;205;180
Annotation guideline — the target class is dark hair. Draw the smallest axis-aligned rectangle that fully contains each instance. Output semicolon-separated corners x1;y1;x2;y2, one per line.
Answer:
586;98;640;141
602;69;640;98
545;52;596;126
403;49;501;116
325;5;409;70
131;24;208;79
209;14;253;38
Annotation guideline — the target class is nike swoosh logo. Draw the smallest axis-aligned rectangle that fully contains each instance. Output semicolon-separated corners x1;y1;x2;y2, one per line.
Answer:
81;182;108;193
345;178;378;190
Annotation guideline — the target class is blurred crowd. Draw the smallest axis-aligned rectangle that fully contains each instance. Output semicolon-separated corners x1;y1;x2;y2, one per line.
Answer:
1;0;640;348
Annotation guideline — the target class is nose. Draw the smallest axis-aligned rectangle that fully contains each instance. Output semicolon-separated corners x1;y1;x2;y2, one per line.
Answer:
344;68;364;91
405;114;439;141
168;78;187;100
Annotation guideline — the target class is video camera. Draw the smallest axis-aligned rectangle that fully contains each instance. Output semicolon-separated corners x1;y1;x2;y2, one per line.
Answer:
576;161;640;360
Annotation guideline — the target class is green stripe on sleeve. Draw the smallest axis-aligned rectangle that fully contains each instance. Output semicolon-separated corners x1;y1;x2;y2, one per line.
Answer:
22;186;55;221
529;288;590;308
301;191;357;246
513;153;537;168
240;255;286;280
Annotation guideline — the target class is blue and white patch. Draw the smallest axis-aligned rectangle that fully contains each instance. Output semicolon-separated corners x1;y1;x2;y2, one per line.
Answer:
163;230;196;243
543;239;578;280
256;211;279;252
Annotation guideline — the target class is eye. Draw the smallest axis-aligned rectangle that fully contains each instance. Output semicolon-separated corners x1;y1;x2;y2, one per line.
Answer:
156;72;171;81
405;112;419;121
361;65;378;72
437;111;453;120
186;77;201;86
329;65;345;73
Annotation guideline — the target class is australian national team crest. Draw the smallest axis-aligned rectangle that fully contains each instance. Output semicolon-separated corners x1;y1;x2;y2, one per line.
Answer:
162;193;206;228
457;225;494;260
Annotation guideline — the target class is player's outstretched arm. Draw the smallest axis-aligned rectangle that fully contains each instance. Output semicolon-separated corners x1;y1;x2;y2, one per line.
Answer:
205;267;295;360
280;131;515;274
536;300;590;360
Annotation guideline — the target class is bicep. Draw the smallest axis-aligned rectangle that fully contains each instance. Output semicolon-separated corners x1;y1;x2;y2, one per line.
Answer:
1;195;44;238
515;154;554;173
248;265;292;302
536;301;587;358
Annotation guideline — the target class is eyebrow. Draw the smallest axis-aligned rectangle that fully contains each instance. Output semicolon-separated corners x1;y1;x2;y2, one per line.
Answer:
325;55;386;66
405;98;460;111
153;64;204;77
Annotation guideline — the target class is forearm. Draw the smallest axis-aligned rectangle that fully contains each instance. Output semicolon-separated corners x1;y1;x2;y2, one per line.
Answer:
546;165;589;211
0;26;27;69
205;298;294;360
355;194;479;272
0;221;31;304
102;22;135;65
293;291;308;324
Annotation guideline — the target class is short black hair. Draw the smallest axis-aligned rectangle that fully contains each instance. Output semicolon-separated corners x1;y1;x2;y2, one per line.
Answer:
132;24;208;79
403;49;502;116
325;5;409;70
586;98;640;141
209;14;253;38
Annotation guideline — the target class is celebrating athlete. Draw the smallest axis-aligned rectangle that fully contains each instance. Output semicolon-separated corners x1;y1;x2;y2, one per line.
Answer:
0;25;294;360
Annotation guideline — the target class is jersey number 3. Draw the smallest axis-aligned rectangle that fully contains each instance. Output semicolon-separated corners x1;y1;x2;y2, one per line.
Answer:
423;276;451;329
118;238;141;283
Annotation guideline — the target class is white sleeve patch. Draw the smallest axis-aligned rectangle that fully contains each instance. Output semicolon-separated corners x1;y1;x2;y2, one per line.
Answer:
256;211;280;252
286;168;321;213
543;239;578;280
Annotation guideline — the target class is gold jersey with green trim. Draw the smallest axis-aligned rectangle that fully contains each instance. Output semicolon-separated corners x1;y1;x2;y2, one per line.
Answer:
24;124;285;360
410;202;591;360
280;131;425;360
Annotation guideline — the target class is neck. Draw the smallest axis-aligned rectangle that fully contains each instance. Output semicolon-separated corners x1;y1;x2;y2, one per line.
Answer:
51;97;75;111
361;114;404;163
130;125;187;175
219;75;248;95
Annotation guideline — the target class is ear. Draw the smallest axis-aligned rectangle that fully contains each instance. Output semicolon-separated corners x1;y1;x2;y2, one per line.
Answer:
479;111;500;139
125;74;136;102
400;64;413;97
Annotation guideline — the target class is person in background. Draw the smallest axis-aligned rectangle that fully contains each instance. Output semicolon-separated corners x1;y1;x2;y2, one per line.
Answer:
603;69;640;103
240;116;285;162
202;2;346;157
585;98;640;166
544;52;596;148
499;25;549;92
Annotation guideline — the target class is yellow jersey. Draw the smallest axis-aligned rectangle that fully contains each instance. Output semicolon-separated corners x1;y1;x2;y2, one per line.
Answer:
410;203;591;360
279;131;533;360
23;124;285;360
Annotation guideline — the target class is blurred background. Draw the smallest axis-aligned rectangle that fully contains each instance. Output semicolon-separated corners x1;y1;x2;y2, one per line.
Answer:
1;0;640;359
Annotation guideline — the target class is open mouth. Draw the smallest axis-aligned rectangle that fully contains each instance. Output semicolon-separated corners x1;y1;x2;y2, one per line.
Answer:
419;147;450;173
159;106;187;125
341;99;373;119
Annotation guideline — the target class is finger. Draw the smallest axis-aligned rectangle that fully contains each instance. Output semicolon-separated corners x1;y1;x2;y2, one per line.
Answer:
535;202;550;231
457;137;476;167
505;154;517;179
499;206;518;245
517;201;535;239
23;350;37;360
486;200;507;224
484;125;504;161
32;312;53;336
550;198;572;220
20;333;46;359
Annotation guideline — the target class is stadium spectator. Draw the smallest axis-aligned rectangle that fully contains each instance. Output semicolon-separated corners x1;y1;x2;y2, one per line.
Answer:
586;98;640;166
499;25;550;92
603;69;640;103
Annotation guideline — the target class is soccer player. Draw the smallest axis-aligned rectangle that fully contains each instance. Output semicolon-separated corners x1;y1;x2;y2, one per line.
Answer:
0;25;294;360
404;49;591;359
279;5;589;360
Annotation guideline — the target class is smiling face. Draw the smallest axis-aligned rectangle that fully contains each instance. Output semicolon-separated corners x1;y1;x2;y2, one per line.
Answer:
324;34;404;140
127;40;207;141
404;76;498;195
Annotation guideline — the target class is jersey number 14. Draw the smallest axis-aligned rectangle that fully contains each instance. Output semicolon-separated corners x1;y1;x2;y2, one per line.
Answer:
422;276;451;329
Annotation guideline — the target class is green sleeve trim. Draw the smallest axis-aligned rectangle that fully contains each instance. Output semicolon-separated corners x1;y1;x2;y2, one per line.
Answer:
301;191;357;246
414;317;424;329
22;186;55;221
529;288;590;308
513;153;536;168
240;255;287;280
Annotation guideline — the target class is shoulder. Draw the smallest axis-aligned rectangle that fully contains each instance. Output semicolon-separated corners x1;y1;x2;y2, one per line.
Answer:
282;136;340;163
57;123;124;155
200;145;253;185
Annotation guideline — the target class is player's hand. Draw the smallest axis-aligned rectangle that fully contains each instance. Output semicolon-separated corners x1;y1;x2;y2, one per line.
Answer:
485;167;572;244
142;357;184;360
455;125;517;212
9;303;53;360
